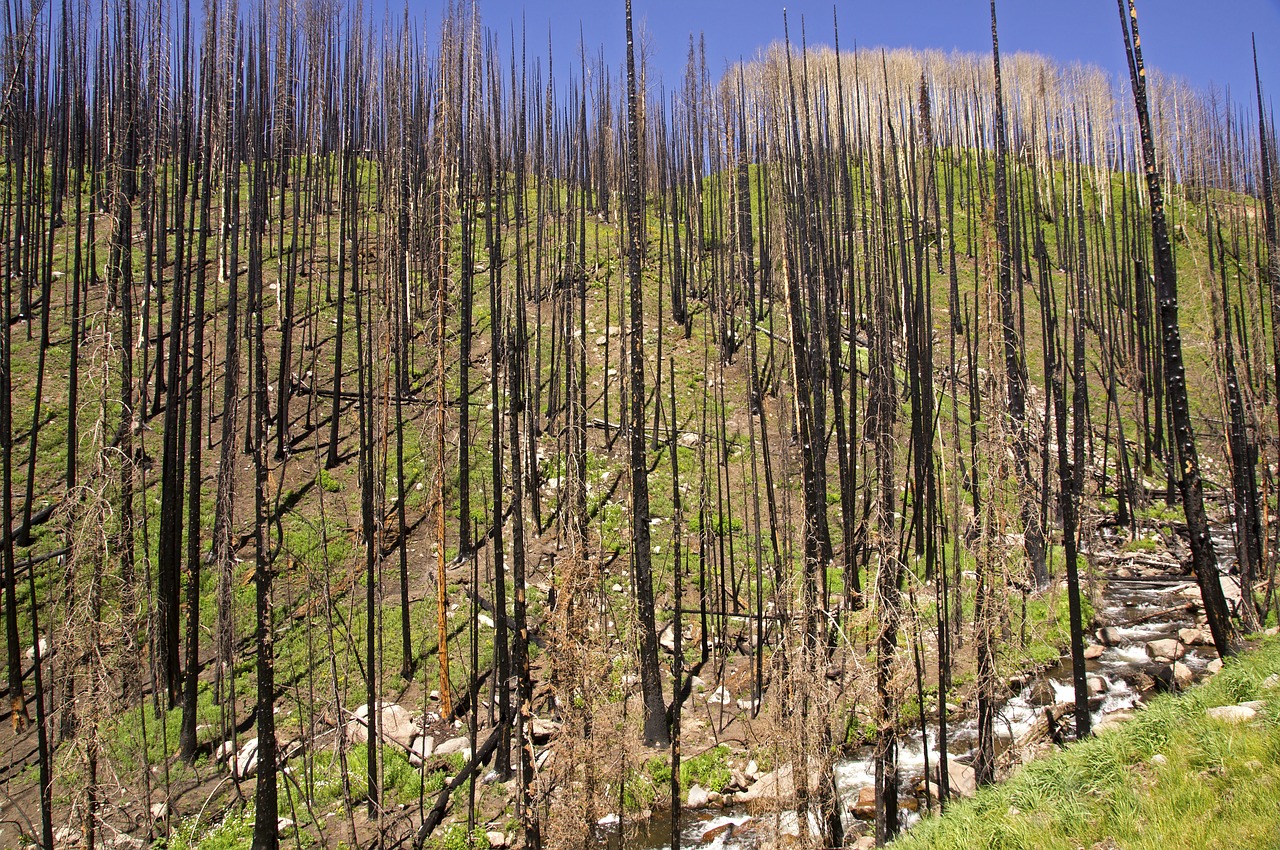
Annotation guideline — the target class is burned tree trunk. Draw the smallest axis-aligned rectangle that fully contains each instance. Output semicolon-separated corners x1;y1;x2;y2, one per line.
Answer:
1117;0;1240;656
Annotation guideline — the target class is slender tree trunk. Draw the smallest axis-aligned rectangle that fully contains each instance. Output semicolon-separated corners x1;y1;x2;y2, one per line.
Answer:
1118;0;1240;656
623;0;668;747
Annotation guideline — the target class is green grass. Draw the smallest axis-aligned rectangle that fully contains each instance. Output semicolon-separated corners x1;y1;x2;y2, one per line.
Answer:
161;808;258;850
889;636;1280;850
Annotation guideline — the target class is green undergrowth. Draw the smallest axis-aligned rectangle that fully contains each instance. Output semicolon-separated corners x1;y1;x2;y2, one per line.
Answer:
889;636;1280;850
625;743;735;808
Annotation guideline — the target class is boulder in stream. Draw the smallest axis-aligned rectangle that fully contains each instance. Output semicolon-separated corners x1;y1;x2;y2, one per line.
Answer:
738;763;794;803
1145;638;1186;662
851;786;876;819
1178;627;1212;646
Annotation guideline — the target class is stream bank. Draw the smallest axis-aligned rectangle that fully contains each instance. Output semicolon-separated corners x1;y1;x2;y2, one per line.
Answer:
607;521;1265;850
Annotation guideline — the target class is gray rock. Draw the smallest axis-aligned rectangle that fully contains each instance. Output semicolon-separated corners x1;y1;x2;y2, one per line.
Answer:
1097;627;1123;646
408;736;435;767
530;718;561;743
706;686;733;706
701;819;750;843
1173;662;1193;689
946;760;976;798
852;785;876;819
24;639;48;663
1207;658;1224;675
215;740;236;763
686;784;711;808
1178;627;1211;646
1083;644;1105;660
486;831;507;848
232;738;259;779
738;763;794;803
1207;704;1257;723
660;622;677;652
378;703;419;749
345;701;419;747
1027;680;1058;706
1094;711;1134;733
435;735;472;757
1086;675;1108;697
1145;638;1186;661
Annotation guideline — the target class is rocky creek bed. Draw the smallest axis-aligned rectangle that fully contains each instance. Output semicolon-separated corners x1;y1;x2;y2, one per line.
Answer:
602;523;1272;850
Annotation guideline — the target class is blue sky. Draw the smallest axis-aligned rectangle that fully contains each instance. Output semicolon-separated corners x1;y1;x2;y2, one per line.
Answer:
411;0;1280;110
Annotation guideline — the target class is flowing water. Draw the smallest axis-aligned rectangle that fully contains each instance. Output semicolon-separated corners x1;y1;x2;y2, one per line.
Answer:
606;526;1244;849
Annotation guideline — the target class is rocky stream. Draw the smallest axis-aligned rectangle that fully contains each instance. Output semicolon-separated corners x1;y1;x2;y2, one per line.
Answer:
603;522;1258;850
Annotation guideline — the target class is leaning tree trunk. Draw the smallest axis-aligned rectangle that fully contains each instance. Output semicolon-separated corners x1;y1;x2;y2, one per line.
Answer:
1117;0;1240;657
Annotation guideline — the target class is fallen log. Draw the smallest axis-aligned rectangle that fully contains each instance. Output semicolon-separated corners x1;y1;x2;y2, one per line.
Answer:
1118;602;1197;627
413;726;502;848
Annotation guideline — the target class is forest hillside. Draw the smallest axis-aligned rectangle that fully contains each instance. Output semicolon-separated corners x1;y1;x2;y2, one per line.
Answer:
0;1;1277;849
